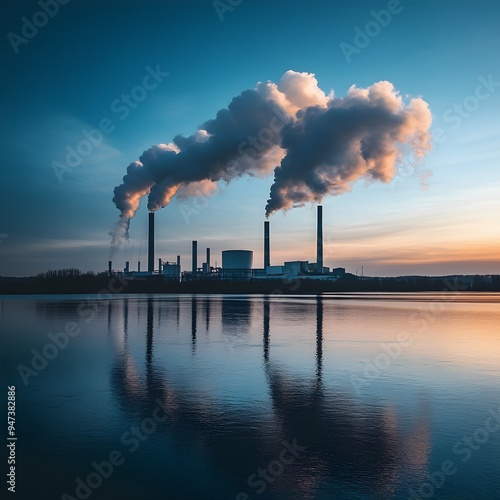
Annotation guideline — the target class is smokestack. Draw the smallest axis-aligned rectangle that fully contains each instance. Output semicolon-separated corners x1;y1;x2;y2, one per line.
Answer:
108;260;112;277
138;261;141;272
158;258;162;275
176;255;180;266
206;248;211;271
192;241;197;273
317;205;323;273
264;220;270;268
125;261;129;273
148;212;155;274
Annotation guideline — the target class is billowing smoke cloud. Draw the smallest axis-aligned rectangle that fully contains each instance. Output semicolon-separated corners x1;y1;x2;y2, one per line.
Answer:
111;71;431;244
265;81;432;215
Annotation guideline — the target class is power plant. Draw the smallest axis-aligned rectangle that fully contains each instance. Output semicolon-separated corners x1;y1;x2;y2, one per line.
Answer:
109;205;345;281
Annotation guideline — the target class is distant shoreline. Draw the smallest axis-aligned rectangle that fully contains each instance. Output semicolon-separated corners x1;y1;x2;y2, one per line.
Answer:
1;274;499;295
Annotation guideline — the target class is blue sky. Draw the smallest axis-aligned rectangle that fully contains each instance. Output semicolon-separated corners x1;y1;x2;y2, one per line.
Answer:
1;0;499;276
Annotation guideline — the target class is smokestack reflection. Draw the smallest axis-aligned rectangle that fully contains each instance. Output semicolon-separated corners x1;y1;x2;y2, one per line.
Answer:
146;298;154;382
316;296;323;383
263;296;270;362
204;298;210;332
191;296;197;352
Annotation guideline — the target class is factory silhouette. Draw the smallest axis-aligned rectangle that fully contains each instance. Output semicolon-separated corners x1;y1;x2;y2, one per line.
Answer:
110;205;348;283
1;204;498;293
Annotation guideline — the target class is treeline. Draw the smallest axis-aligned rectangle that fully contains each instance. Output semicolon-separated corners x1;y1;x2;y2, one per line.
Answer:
1;269;113;294
36;268;94;279
0;271;499;294
335;275;500;292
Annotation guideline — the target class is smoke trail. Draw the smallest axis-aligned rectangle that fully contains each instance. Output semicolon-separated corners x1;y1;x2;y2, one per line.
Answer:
110;72;431;244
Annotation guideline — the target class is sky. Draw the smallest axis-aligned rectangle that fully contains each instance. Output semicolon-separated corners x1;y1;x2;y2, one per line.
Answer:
0;0;499;277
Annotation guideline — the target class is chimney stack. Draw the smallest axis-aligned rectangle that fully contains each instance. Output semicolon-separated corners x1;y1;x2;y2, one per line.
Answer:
206;247;211;272
264;220;270;269
138;261;141;272
148;212;155;274
317;205;323;273
158;258;162;275
125;261;129;273
108;260;112;277
192;241;198;273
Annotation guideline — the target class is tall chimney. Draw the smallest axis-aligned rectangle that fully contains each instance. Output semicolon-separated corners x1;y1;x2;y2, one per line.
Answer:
192;241;197;273
317;205;323;273
125;261;129;273
206;248;211;271
264;220;270;269
108;260;112;277
158;258;162;275
148;212;155;274
138;261;141;272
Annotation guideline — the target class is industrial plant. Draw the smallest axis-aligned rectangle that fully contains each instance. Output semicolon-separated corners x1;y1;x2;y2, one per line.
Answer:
109;206;346;283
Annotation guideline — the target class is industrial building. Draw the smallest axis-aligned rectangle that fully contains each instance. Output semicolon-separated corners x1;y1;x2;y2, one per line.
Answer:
109;205;346;282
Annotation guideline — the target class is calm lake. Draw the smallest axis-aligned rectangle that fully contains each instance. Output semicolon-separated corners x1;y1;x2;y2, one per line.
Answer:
1;293;499;499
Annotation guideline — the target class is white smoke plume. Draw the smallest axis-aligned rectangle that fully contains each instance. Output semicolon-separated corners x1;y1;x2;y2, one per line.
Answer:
111;71;432;244
265;80;432;215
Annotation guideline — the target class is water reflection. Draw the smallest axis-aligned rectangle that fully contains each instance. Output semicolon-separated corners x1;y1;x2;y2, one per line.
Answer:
222;297;253;351
191;296;197;353
106;295;434;498
3;294;498;499
260;296;430;497
316;296;323;383
146;298;154;379
110;298;169;417
204;297;210;332
263;296;270;362
34;298;77;319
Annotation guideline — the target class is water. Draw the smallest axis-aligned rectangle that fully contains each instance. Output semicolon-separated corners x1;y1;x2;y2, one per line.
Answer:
1;293;499;500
